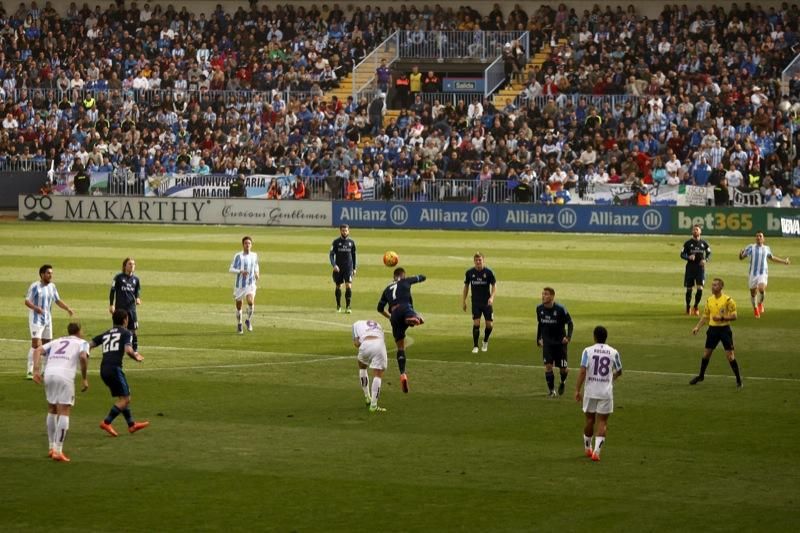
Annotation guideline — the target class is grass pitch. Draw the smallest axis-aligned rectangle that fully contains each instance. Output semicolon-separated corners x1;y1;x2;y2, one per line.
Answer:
0;221;798;532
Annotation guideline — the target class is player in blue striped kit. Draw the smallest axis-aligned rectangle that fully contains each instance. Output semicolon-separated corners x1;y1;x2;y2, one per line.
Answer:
738;232;791;318
24;264;74;379
229;236;260;334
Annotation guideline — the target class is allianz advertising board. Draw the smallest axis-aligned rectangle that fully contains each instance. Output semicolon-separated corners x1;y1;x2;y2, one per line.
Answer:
333;202;671;233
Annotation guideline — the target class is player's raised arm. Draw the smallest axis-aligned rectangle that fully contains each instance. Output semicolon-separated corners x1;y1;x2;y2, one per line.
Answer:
409;274;426;284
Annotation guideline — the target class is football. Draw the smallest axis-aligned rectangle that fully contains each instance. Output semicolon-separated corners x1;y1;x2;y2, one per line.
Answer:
383;251;399;267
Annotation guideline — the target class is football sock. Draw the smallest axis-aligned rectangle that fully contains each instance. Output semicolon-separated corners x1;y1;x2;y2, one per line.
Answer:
27;347;34;373
47;413;57;449
359;369;369;396
758;292;765;305
545;370;555;392
55;415;69;453
750;295;757;308
583;434;592;450
699;357;710;378
593;436;605;455
729;359;742;382
472;326;480;347
132;333;138;351
236;310;242;324
104;405;122;424
345;288;352;308
370;377;382;407
694;288;703;308
484;326;493;342
247;304;254;320
396;350;406;374
560;370;569;384
335;288;342;308
122;408;135;426
685;289;692;310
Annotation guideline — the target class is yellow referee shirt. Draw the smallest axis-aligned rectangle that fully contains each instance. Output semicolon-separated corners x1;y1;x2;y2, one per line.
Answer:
703;293;737;326
409;72;422;92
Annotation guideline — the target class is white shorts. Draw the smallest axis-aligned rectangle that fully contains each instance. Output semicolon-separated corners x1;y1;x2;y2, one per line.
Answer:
44;374;75;405
234;285;257;301
29;321;53;340
583;396;613;414
357;339;388;370
748;274;768;289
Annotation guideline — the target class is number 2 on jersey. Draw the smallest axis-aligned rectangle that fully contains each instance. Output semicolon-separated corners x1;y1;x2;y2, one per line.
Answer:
102;332;121;353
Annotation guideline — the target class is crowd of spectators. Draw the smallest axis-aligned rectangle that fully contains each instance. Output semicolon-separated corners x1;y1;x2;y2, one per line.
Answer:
0;1;799;207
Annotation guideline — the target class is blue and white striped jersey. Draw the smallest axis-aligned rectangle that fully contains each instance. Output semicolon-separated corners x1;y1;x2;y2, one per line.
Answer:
229;252;260;289
742;244;772;277
26;281;61;325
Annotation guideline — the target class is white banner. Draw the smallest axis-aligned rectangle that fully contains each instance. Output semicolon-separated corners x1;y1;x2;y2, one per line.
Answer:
586;183;682;205
18;195;332;227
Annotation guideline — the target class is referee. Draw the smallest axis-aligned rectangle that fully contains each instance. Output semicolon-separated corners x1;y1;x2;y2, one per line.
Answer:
690;278;743;389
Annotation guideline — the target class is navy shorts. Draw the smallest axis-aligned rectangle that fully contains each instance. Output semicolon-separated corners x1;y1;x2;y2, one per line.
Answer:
471;303;493;321
124;308;138;330
101;366;130;397
705;326;734;351
684;267;705;288
390;306;421;341
332;268;354;285
542;343;568;368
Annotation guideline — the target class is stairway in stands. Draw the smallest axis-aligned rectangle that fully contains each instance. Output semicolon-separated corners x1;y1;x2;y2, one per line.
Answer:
491;41;556;108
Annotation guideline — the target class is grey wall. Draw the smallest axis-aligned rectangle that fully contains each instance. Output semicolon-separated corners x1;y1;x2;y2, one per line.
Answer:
0;173;47;210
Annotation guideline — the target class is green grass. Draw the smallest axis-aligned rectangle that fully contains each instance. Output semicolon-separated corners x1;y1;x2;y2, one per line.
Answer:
0;221;798;532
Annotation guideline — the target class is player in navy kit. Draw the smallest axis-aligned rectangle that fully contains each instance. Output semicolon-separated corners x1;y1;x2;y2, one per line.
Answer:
378;268;426;393
536;287;574;397
462;252;497;353
681;224;711;316
91;310;149;437
330;224;357;313
109;257;142;350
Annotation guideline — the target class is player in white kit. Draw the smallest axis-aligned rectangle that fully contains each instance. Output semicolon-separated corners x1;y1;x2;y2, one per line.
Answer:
575;326;622;462
738;232;791;318
31;323;89;462
353;319;388;413
229;236;260;334
24;264;74;379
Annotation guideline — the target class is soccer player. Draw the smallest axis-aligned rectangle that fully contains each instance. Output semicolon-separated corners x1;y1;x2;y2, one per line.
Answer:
330;224;357;313
229;236;260;334
92;309;149;436
690;278;743;389
681;224;712;316
575;325;622;462
31;322;89;462
462;252;497;354
24;264;74;379
536;287;574;397
353;319;388;413
109;257;142;350
738;231;791;318
378;268;427;393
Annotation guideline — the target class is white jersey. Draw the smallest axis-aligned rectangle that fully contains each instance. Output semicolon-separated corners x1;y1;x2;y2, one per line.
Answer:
26;281;61;326
580;343;622;400
352;320;385;344
741;244;772;278
229;251;260;290
42;336;89;380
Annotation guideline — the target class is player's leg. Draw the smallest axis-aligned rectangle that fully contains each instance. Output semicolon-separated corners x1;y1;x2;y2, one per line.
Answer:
722;329;742;388
27;336;42;379
358;360;371;405
245;292;255;331
690;345;715;385
52;403;73;460
684;271;694;314
749;283;759;316
757;281;767;314
471;316;481;353
543;353;556;397
592;413;610;461
482;308;493;351
46;403;57;457
557;348;569;396
344;279;352;312
235;296;244;333
333;270;343;311
369;368;386;412
583;411;596;457
692;279;703;315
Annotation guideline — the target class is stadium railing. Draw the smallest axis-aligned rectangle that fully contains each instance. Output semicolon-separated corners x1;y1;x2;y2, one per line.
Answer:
520;93;642;111
0;159;48;172
398;31;529;63
352;31;400;102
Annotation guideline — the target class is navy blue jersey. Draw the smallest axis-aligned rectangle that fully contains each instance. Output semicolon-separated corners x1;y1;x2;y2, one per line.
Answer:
680;238;711;268
329;237;357;269
536;303;574;345
110;272;141;309
378;275;426;312
464;267;496;304
92;327;134;368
